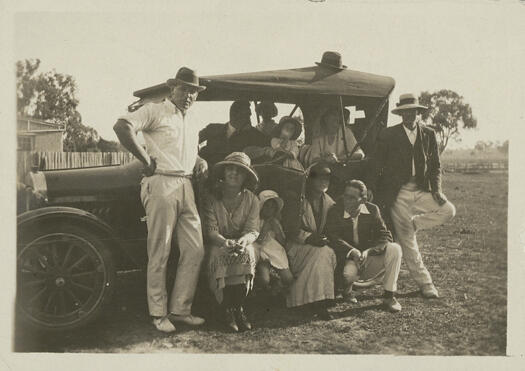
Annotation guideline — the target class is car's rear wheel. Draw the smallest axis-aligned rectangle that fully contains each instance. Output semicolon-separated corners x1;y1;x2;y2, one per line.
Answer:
17;224;116;332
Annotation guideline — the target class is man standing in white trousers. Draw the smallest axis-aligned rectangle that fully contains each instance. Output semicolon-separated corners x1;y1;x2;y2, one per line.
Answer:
372;93;456;299
114;67;208;332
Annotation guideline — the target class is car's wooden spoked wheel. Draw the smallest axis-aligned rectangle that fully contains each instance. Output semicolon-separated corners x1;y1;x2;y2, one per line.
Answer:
17;232;110;330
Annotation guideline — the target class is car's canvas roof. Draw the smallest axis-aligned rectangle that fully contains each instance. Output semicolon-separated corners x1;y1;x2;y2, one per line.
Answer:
132;66;395;104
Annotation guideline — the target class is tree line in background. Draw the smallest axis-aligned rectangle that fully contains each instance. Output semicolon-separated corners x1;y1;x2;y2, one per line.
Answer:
16;59;479;154
418;89;477;154
16;59;124;152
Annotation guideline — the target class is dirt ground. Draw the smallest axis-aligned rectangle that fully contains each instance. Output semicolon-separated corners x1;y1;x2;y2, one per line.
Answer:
14;171;507;355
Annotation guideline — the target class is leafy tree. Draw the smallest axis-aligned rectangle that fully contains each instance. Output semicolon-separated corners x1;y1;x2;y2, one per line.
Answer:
475;140;493;152
16;59;100;151
419;89;477;154
497;140;509;154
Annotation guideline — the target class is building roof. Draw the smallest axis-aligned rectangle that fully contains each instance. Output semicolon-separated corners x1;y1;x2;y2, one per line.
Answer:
17;116;65;132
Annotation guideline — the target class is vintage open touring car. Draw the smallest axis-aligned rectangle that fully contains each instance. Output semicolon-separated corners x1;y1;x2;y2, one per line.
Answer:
17;53;395;331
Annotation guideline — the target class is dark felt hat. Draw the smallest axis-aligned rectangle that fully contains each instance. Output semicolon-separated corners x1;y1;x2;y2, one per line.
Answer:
307;161;332;178
315;51;347;70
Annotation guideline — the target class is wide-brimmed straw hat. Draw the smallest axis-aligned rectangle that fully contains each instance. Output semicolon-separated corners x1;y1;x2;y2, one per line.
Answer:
258;190;284;214
166;67;206;92
275;116;302;140
213;152;259;189
315;51;347;70
391;93;428;115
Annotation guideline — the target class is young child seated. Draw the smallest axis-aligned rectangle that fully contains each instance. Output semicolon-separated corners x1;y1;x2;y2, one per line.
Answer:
254;190;294;289
269;116;305;171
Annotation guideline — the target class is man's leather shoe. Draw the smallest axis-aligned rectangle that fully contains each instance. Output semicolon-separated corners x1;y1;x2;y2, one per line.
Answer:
315;306;333;321
169;313;205;326
343;291;358;304
152;316;176;333
383;297;402;312
224;309;239;333
421;284;439;298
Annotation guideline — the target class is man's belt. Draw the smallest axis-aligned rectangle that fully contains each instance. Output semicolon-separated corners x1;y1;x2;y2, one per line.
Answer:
154;169;192;178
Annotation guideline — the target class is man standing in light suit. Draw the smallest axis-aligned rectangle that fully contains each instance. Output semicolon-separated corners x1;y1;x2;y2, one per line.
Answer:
372;93;456;299
114;67;208;332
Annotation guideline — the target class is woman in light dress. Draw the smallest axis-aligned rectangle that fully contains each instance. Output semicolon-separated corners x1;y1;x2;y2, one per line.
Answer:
302;107;364;168
202;152;260;332
286;162;337;320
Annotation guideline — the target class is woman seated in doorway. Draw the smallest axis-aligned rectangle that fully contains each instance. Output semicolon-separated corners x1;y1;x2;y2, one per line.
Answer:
286;162;338;320
302;107;365;168
202;152;261;333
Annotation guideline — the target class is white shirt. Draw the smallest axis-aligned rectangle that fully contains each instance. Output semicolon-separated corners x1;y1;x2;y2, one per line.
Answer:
343;203;371;248
403;124;417;176
120;99;202;175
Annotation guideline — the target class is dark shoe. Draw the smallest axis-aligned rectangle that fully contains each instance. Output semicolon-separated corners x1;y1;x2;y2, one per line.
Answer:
343;290;358;304
234;307;252;331
224;308;239;333
314;306;333;321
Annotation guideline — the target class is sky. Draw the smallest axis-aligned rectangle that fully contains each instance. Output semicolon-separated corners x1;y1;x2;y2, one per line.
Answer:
10;0;525;149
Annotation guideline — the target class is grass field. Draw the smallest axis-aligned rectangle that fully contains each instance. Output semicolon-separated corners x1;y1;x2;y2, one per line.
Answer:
15;171;508;355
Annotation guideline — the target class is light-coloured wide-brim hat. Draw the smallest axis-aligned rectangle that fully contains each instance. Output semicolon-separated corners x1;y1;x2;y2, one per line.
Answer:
391;93;428;115
166;66;206;92
214;152;259;189
258;190;284;214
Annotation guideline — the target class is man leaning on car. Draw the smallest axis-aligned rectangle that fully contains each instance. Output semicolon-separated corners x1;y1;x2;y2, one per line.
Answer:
113;67;208;333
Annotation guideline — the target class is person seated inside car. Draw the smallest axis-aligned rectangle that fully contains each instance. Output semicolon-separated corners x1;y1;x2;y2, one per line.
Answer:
199;100;269;167
268;116;305;171
302;107;365;168
255;101;279;137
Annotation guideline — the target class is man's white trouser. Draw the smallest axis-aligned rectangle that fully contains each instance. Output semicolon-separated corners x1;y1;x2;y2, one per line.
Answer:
390;182;456;287
141;175;204;317
343;242;402;292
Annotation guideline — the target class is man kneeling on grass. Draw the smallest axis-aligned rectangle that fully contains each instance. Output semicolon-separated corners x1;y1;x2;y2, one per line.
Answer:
326;180;403;312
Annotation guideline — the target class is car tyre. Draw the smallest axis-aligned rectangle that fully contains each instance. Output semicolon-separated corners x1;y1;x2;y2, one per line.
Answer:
16;223;116;332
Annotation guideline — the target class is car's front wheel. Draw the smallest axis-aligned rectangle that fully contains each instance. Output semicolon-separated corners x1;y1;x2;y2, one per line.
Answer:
17;223;116;332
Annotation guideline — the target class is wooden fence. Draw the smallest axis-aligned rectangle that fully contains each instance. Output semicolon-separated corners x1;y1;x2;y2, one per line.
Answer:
17;151;135;181
442;159;508;173
17;151;508;182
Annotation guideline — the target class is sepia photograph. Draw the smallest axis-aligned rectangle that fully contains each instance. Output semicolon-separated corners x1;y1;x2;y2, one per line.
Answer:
2;0;525;368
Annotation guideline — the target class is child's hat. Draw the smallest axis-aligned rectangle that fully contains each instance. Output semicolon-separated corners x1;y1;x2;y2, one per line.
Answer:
276;116;302;140
258;190;284;214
